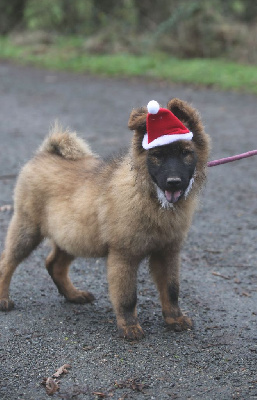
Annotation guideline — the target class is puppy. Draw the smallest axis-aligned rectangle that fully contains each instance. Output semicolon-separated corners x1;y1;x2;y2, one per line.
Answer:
0;98;210;339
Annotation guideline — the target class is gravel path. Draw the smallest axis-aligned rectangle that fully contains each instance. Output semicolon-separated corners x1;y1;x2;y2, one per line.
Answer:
0;62;256;400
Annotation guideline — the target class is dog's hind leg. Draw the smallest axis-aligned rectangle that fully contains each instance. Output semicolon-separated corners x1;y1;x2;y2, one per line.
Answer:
45;243;95;304
107;250;144;340
150;248;193;332
0;215;42;311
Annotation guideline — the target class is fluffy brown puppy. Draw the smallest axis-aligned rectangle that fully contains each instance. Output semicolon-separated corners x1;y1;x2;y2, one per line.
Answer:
0;98;210;340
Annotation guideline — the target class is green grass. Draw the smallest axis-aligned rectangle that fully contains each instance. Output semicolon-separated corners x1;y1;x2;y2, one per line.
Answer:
0;36;257;94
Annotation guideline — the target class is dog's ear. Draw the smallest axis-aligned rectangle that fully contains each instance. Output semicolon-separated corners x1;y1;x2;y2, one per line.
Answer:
167;98;208;149
128;107;147;133
128;107;148;154
167;98;202;133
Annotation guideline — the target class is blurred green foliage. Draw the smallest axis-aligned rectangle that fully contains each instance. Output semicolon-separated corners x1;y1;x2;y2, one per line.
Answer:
0;0;256;62
0;0;27;34
1;35;257;94
3;0;256;35
0;1;256;92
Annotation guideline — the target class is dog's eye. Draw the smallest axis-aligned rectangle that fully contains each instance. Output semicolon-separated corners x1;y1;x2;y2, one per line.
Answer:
182;149;193;156
152;151;163;158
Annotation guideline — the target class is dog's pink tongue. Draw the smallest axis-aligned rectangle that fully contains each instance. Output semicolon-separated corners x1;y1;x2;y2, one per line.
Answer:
165;190;181;203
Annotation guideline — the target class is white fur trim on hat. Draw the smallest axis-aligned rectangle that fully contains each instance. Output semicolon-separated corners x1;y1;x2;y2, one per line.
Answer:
142;131;193;150
147;100;160;114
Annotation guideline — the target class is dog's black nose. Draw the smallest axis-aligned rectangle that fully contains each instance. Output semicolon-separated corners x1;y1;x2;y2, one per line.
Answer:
166;177;182;188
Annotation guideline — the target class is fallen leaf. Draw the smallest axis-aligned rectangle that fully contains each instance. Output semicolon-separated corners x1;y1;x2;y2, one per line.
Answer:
82;345;94;351
114;378;147;392
92;391;106;398
42;377;60;396
53;364;71;378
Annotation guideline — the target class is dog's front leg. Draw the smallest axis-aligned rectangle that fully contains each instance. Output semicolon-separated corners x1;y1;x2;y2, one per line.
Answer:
150;248;193;332
107;250;144;340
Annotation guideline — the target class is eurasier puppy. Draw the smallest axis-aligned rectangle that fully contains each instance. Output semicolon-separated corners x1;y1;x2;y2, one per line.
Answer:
0;98;210;339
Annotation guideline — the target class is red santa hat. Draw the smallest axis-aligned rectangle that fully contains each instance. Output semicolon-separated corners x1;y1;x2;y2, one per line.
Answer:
142;100;193;150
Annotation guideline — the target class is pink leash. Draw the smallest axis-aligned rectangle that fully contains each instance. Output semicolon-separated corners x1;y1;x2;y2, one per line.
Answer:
207;150;257;167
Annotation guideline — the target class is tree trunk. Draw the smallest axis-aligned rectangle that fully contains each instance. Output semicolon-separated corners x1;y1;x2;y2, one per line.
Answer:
0;0;27;34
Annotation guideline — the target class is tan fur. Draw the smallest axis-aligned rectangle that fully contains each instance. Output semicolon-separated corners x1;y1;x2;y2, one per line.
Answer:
0;98;210;340
38;121;94;160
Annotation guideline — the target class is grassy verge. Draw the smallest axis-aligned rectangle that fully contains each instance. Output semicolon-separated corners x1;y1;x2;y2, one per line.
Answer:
0;36;257;94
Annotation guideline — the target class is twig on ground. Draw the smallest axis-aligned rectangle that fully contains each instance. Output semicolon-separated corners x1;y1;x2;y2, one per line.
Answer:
0;204;13;212
211;271;230;280
0;174;17;180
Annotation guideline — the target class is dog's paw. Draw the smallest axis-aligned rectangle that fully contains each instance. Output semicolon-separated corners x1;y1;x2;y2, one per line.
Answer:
118;324;145;341
165;315;193;332
66;290;95;304
0;298;14;311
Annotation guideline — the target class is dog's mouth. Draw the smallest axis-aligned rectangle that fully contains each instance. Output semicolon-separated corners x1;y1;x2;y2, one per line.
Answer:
155;176;195;208
164;190;183;204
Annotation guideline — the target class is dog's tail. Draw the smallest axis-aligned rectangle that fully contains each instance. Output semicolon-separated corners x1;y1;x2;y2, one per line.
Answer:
38;121;93;160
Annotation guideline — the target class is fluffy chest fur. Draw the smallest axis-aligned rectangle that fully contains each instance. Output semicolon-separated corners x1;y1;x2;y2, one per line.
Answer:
96;157;196;256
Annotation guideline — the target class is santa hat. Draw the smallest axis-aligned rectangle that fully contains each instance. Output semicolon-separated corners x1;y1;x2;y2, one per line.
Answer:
142;100;193;150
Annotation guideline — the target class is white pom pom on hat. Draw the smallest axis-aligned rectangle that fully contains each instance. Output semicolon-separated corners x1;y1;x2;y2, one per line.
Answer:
147;100;160;114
